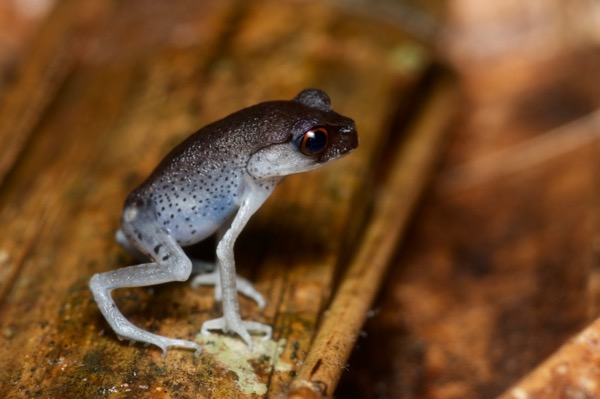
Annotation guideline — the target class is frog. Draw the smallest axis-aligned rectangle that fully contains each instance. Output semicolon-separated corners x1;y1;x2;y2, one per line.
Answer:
89;88;358;355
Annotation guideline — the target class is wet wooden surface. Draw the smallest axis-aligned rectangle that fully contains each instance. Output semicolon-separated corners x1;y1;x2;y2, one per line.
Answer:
3;0;600;398
0;0;440;398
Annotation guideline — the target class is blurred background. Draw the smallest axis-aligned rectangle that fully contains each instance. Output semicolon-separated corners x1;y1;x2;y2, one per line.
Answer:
1;0;600;398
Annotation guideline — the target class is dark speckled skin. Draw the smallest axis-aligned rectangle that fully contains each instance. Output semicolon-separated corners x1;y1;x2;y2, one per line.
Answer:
90;89;358;354
124;89;358;246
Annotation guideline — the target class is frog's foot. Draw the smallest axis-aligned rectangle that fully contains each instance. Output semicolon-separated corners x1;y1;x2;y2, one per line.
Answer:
121;330;200;357
105;314;200;356
200;316;272;349
190;268;266;309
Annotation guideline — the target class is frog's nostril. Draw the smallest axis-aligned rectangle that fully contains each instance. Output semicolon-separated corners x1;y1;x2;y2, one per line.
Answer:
340;125;356;134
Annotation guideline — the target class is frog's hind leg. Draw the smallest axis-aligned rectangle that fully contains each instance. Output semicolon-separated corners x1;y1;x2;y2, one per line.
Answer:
90;225;200;356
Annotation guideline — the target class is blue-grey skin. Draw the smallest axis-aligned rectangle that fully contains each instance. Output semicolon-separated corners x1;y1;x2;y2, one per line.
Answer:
89;89;358;355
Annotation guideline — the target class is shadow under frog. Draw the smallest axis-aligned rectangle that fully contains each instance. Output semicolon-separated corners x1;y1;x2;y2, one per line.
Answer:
89;89;358;355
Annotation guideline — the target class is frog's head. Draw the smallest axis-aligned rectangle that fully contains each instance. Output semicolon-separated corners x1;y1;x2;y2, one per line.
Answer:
247;89;359;179
290;89;359;163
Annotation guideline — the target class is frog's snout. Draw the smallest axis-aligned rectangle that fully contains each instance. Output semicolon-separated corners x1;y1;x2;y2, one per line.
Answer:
341;123;359;151
339;123;357;135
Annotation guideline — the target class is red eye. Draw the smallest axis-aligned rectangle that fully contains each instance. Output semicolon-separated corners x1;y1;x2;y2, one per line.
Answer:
297;127;329;156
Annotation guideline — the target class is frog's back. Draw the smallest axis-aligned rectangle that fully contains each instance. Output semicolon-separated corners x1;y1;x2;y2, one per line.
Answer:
121;93;351;245
122;101;293;245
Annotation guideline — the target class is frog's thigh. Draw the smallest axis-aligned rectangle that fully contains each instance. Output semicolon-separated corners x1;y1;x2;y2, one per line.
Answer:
121;220;193;283
92;222;193;305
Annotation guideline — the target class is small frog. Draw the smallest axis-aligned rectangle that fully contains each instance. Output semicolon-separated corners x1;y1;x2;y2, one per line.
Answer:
90;89;358;355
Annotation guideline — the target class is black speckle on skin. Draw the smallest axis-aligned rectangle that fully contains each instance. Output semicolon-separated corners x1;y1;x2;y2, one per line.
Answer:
154;244;162;255
162;255;170;261
121;88;357;258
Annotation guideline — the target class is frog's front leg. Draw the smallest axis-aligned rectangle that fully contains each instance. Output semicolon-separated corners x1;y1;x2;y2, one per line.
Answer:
90;224;200;356
200;185;273;348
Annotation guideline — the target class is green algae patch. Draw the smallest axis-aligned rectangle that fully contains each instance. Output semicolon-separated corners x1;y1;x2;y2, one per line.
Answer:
197;335;290;395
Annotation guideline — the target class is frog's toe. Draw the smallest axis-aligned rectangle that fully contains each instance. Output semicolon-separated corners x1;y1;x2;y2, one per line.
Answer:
201;316;227;336
203;316;251;345
200;316;271;348
235;277;266;309
156;338;201;357
243;321;272;341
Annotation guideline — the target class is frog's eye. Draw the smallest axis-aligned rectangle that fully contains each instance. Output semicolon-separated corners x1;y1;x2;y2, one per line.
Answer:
297;127;329;156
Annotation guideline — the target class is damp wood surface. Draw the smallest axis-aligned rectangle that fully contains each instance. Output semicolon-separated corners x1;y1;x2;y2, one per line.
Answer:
0;0;440;398
6;1;599;398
